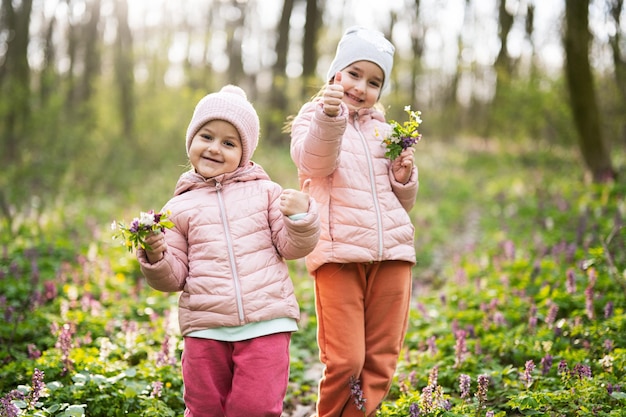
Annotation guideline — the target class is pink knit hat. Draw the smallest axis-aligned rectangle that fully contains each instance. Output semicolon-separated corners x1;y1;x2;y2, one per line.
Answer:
185;85;260;167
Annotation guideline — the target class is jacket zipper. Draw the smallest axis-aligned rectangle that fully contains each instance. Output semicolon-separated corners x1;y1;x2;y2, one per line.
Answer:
215;181;246;324
353;114;384;260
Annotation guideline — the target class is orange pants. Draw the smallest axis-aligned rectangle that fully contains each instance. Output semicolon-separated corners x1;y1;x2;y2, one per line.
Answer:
313;261;412;417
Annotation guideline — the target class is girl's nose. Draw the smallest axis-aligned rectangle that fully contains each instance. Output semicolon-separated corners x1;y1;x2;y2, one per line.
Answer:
353;79;365;93
206;141;219;153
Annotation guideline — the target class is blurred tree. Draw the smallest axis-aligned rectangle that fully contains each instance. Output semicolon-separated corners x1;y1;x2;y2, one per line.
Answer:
65;0;101;117
525;2;536;77
302;0;321;97
114;0;135;140
226;0;246;85
564;0;616;182
494;0;514;82
0;0;32;165
271;0;295;110
608;0;626;110
409;0;424;107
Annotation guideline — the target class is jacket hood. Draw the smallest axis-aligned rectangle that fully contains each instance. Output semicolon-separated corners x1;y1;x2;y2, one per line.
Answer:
174;161;271;196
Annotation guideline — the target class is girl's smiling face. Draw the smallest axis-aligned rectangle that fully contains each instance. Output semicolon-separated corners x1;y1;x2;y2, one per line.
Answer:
188;120;242;178
337;60;384;112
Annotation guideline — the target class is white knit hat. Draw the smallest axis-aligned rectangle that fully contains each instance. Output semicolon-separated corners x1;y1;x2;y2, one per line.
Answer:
326;26;395;93
185;85;260;167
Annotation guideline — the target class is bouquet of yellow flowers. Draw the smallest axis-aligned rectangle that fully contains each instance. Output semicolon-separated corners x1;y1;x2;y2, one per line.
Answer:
112;210;174;252
382;105;423;160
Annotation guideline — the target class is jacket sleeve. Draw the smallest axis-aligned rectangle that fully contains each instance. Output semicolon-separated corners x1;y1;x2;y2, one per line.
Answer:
389;165;419;212
290;101;348;178
136;215;189;293
269;189;320;260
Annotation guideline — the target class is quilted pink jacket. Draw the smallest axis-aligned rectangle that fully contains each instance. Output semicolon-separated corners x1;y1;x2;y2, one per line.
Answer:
290;100;417;273
137;163;320;336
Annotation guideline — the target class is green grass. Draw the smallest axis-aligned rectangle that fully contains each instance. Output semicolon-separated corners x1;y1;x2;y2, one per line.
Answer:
1;137;624;416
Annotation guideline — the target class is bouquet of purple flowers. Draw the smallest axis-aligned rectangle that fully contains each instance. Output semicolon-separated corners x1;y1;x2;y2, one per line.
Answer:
382;105;423;160
112;210;174;252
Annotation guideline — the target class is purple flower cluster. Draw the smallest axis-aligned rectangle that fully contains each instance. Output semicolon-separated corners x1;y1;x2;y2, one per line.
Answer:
459;374;471;399
476;374;490;406
454;329;467;368
349;376;366;412
0;390;24;417
523;360;535;389
29;368;45;406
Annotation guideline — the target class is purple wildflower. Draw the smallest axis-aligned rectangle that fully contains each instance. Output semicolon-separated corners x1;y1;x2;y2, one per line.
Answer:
420;385;434;413
558;360;568;375
566;268;576;294
545;302;558;326
409;403;421;417
523;360;535;389
150;381;164;398
426;336;437;354
604;301;614;319
27;344;41;359
573;363;592;379
493;311;507;327
428;366;439;388
486;411;495;417
454;329;467;368
528;304;537;332
459;374;471;399
584;286;595;320
349;376;366;412
0;389;24;417
502;239;515;260
604;339;614;352
540;354;553;376
476;374;490;407
607;384;621;395
28;368;45;406
55;322;75;375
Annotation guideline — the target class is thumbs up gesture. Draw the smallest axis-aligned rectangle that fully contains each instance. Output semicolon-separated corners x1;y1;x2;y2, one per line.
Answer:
322;72;344;117
279;179;312;216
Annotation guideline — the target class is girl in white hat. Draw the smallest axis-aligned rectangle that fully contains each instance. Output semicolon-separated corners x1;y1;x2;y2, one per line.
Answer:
288;27;419;417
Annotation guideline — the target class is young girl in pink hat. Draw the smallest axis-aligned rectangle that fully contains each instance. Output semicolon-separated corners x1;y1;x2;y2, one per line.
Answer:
288;27;419;417
138;85;320;417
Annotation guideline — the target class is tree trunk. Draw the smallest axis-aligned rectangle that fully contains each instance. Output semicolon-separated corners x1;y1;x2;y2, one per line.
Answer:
114;0;135;139
609;0;626;109
564;0;616;182
271;0;294;110
78;0;101;109
410;0;424;106
302;0;320;97
226;0;245;85
0;0;33;165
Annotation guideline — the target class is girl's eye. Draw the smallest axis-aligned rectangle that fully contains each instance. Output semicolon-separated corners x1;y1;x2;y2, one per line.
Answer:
224;141;235;148
348;71;359;78
369;81;381;88
200;134;213;141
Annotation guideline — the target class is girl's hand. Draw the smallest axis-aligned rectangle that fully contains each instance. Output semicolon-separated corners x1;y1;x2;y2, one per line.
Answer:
280;179;311;216
144;232;167;264
391;147;415;184
322;72;344;117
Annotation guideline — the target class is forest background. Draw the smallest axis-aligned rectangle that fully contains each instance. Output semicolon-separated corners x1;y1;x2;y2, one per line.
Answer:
1;0;624;214
1;0;625;416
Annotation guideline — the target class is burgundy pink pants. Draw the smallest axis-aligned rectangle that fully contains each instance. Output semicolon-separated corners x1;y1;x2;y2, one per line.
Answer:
182;332;291;417
314;261;412;417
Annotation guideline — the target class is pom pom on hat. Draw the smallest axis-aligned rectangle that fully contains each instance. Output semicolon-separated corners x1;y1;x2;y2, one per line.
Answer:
327;26;395;94
185;85;260;167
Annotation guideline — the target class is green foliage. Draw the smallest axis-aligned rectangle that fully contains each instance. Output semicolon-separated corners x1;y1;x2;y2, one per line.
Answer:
1;139;624;416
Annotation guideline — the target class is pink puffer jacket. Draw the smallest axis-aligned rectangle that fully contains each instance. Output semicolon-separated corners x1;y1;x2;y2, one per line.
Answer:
137;163;320;336
290;100;417;273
